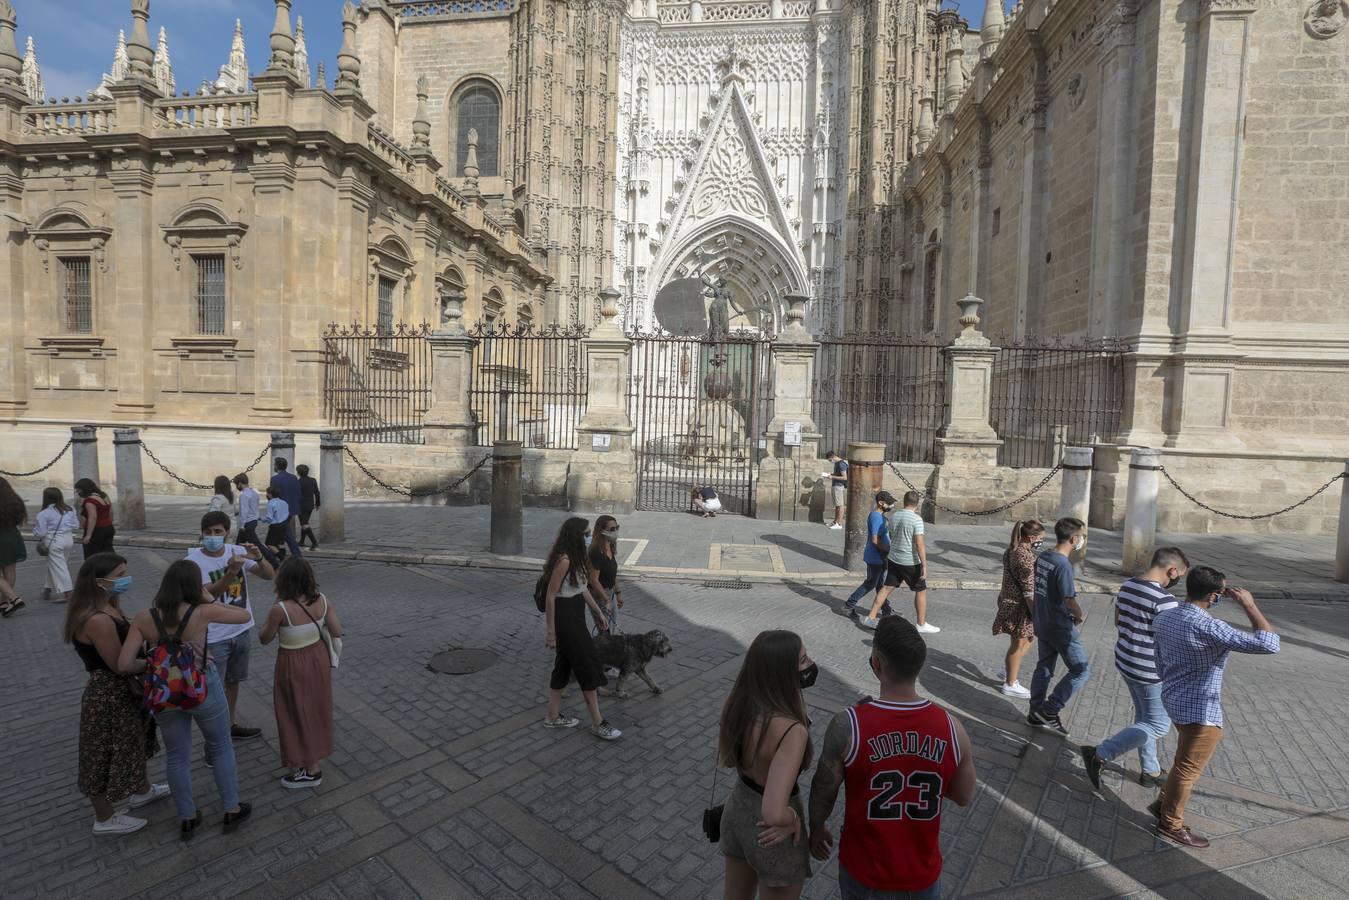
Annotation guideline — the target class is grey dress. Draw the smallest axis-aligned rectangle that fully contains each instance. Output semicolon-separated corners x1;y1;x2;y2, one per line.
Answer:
719;723;812;887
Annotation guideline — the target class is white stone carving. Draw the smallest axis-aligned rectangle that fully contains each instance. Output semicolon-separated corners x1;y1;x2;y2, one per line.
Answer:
1305;0;1347;37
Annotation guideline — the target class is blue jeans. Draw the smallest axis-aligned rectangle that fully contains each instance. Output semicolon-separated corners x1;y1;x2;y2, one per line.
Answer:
156;666;240;820
846;563;893;614
1029;629;1090;718
1096;676;1171;774
840;866;940;900
282;515;304;559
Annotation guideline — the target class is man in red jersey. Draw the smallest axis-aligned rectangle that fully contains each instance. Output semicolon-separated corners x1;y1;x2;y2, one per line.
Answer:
806;617;975;898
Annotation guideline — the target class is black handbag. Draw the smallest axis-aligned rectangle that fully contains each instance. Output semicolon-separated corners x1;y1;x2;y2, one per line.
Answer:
701;747;724;843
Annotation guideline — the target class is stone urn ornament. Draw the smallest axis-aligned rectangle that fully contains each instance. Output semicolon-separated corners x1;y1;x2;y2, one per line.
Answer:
956;292;984;333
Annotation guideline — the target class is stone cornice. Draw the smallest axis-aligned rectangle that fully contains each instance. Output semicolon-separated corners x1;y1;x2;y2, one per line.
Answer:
1199;0;1261;17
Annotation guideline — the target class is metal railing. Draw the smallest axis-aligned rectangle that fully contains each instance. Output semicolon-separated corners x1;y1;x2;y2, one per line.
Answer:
989;336;1128;468
322;322;433;444
467;321;590;449
812;332;948;465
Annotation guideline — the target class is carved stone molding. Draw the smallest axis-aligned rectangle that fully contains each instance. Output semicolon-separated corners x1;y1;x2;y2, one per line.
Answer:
1199;0;1261;16
1305;0;1347;37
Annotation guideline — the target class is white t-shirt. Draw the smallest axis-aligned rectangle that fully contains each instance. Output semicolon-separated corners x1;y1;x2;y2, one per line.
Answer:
185;545;258;642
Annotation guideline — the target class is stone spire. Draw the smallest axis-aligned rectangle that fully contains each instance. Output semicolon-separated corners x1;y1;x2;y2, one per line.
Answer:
916;93;936;154
942;30;965;115
0;1;18;90
293;16;311;87
268;0;295;73
90;29;130;98
334;1;362;95
126;0;155;83
980;0;1005;58
21;36;41;102
316;60;326;91
412;75;431;149
153;26;175;96
214;19;249;94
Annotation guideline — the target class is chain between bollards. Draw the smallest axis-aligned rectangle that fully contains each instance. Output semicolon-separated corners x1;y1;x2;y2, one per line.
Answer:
343;447;491;498
1159;466;1346;521
138;441;274;492
0;440;74;478
887;461;1064;517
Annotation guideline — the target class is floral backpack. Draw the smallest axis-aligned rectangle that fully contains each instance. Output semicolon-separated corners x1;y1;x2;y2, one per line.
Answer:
142;606;209;714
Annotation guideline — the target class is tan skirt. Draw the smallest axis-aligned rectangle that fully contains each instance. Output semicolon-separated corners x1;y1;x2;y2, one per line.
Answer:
274;640;333;768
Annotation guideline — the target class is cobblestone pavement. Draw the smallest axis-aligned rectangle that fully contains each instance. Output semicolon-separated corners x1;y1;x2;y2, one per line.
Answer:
2;548;1347;899
13;487;1347;599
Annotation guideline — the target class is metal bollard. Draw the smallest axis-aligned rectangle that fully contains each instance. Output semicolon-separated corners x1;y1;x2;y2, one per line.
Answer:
319;433;345;544
71;425;99;486
843;442;886;573
1058;446;1094;576
112;429;146;531
1336;461;1349;584
1122;448;1162;574
491;441;524;556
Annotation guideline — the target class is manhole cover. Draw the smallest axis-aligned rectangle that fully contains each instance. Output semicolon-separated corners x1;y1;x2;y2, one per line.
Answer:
426;648;498;675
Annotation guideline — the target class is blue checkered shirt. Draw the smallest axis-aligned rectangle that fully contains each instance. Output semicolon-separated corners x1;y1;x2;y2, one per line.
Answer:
1153;603;1280;727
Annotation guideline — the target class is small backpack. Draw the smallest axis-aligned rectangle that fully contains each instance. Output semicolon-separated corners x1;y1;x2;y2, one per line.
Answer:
142;606;209;714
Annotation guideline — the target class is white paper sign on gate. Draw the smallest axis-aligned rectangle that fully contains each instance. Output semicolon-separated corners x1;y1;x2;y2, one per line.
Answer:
783;421;802;447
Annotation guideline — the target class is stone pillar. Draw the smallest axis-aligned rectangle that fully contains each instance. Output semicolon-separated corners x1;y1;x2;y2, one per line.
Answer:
1336;461;1349;584
112;429;146;531
270;431;296;472
1122;448;1161;574
318;432;345;543
491;440;524;556
71;426;100;486
756;293;821;520
1058;446;1094;576
844;442;885;573
424;290;478;447
567;288;637;515
933;294;1003;522
0;71;27;414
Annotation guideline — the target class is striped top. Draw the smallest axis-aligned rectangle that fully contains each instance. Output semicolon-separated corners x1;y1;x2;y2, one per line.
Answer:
1113;578;1179;683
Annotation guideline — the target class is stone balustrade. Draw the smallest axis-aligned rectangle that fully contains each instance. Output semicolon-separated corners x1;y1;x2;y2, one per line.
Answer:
367;124;417;177
655;0;813;23
22;99;117;137
434;175;468;214
155;93;258;130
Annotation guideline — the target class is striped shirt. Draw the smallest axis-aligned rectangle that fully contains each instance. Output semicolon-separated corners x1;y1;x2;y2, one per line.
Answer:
1113;578;1179;684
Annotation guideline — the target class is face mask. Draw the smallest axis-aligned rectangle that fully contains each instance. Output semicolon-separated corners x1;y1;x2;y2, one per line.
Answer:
1165;574;1182;590
105;576;132;595
202;535;226;552
1031;539;1045;551
798;662;819;690
583;534;592;548
1209;593;1221;608
1073;536;1087;551
603;530;619;539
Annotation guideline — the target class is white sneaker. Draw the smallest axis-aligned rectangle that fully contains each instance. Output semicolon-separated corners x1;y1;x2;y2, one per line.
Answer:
859;617;880;630
542;716;580;729
127;783;170;809
828;523;843;530
590;720;623;741
1000;681;1032;698
915;623;941;634
93;812;148;836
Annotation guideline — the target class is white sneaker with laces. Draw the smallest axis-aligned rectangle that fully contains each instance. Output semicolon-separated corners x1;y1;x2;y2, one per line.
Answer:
828;523;843;530
590;720;622;741
1000;681;1032;699
859;617;880;630
542;716;580;729
915;622;941;634
127;783;170;809
93;812;148;836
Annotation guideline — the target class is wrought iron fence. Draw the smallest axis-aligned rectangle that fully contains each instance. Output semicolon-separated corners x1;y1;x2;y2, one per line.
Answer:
627;330;775;514
812;333;948;465
467;321;590;449
323;322;433;444
989;336;1129;468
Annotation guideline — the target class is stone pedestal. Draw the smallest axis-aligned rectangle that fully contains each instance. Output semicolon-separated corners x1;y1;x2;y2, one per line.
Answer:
568;289;637;515
424;290;478;448
112;428;146;531
844;442;885;573
318;433;345;543
756;292;821;520
1059;446;1094;576
933;294;1004;522
1122;448;1162;574
71;425;100;487
491;441;524;556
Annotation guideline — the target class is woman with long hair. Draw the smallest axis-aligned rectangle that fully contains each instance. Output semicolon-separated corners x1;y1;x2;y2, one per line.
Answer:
208;475;236;542
63;552;168;834
118;560;253;839
0;477;27;616
588;514;622;633
718;630;817;899
992;519;1043;698
541;517;620;741
34;486;79;602
259;557;343;789
75;478;115;560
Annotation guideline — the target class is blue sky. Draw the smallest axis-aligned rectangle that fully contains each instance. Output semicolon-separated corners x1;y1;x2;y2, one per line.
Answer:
22;1;991;102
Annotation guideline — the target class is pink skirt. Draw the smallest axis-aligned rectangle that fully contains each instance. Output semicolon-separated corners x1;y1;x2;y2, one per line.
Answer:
273;640;333;768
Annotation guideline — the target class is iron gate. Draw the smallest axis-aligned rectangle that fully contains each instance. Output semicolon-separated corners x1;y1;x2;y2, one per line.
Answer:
627;331;774;514
467;321;589;448
323;323;432;444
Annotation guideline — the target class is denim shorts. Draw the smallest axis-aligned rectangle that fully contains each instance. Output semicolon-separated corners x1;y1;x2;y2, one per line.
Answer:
840;866;940;900
211;631;252;683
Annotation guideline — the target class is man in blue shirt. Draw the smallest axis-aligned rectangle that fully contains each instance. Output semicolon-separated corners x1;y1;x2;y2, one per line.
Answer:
1027;517;1090;736
1149;566;1279;849
268;458;304;559
844;490;895;617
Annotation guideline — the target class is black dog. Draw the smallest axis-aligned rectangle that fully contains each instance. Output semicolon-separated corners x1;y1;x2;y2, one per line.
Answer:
594;629;673;699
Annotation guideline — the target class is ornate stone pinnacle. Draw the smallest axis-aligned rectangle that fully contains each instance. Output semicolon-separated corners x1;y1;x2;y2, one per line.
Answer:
335;1;361;93
957;292;984;332
269;0;295;72
126;0;155;82
412;75;431;147
0;0;19;87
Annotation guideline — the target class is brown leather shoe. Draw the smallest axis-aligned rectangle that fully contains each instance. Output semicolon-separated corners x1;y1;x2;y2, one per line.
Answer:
1147;798;1162;819
1158;824;1210;849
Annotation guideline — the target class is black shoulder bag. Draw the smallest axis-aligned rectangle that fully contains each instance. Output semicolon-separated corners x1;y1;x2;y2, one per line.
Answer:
701;745;724;843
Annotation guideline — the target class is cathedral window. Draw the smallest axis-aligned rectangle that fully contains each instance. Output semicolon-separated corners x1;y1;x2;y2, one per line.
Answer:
194;254;227;336
378;276;398;333
454;82;501;177
59;257;93;334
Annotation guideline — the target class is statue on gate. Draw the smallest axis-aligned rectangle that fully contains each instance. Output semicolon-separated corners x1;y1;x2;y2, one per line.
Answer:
701;272;732;344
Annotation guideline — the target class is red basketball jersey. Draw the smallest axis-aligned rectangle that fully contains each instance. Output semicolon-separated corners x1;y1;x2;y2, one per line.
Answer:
839;698;962;892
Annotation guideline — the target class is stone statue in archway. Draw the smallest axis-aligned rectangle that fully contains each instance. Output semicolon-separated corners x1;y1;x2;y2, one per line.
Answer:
701;272;731;343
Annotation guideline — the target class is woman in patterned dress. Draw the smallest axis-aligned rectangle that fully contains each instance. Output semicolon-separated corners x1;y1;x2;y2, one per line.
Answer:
993;519;1043;699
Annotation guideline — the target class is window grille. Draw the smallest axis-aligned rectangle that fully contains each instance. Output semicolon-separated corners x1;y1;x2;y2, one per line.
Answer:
59;257;92;334
378;276;397;333
194;254;227;335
